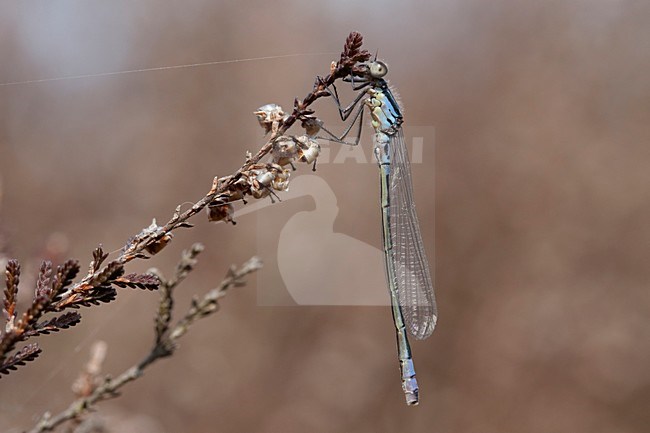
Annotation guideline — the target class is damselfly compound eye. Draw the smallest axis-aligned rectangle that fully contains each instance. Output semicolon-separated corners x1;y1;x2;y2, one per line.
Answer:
368;61;388;78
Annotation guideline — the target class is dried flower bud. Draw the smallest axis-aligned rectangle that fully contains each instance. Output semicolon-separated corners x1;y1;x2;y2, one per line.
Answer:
207;203;235;224
254;104;287;134
256;170;275;188
134;220;173;255
296;136;321;164
271;168;291;191
251;187;270;199
271;136;297;162
145;232;173;255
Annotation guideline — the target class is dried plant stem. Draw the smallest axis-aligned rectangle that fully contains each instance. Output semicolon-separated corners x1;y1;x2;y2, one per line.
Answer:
49;30;370;324
28;256;262;433
115;32;368;260
6;31;370;429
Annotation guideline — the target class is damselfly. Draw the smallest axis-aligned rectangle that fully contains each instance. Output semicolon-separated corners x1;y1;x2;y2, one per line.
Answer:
322;59;438;405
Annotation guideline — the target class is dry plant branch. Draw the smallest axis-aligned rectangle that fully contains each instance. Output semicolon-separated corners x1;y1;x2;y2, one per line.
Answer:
28;249;262;433
113;31;370;261
0;251;159;376
0;30;374;432
0;31;370;377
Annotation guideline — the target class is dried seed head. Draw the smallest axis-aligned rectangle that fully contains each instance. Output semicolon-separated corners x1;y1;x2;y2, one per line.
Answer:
145;235;173;255
256;170;274;187
271;169;291;191
271;136;300;167
207;203;235;224
254;104;286;134
251;186;270;199
263;163;291;192
295;136;321;164
272;136;297;158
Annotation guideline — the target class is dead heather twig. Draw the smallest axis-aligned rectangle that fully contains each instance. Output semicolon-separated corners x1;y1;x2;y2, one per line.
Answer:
0;30;372;432
0;31;371;377
28;249;262;433
0;251;159;377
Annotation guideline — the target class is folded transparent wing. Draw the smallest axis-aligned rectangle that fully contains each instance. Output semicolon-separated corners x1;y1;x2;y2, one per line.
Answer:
388;129;437;339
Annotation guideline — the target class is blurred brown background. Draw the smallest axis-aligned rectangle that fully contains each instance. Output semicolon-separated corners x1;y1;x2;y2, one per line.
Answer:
1;1;649;432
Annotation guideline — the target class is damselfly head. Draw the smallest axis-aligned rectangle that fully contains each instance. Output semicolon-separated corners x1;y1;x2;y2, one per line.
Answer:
368;61;388;78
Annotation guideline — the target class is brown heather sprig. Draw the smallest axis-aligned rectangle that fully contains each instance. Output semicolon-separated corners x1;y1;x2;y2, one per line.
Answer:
0;30;370;431
113;273;160;290
0;343;41;376
51;259;80;295
1;32;370;378
341;31;371;64
112;31;371;262
50;246;159;312
23;312;82;338
0;248;160;377
28;251;262;433
3;259;19;322
2;31;370;379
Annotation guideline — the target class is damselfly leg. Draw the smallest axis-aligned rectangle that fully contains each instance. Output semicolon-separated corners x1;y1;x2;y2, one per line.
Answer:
312;106;364;146
311;79;372;146
328;79;371;120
